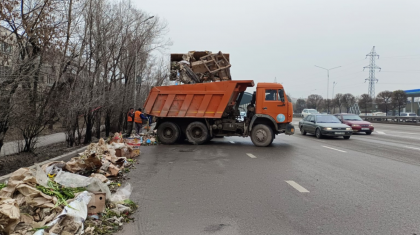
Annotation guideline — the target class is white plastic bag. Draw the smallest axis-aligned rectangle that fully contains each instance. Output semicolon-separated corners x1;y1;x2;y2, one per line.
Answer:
110;183;132;203
35;165;49;187
34;191;92;235
54;171;111;198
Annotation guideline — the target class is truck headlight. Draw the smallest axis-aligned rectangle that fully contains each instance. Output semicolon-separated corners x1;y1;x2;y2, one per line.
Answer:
346;127;352;131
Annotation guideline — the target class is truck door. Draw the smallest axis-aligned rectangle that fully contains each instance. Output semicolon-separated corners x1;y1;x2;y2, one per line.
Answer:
260;89;287;123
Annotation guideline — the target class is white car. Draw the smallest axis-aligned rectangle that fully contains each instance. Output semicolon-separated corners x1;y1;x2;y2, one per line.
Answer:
399;112;418;122
301;109;318;118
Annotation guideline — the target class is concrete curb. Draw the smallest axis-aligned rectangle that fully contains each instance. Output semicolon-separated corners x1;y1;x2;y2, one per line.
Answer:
0;145;88;183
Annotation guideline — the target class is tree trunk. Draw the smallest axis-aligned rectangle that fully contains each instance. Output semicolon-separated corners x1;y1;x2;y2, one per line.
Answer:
84;113;93;144
105;113;111;137
96;111;101;139
0;131;5;154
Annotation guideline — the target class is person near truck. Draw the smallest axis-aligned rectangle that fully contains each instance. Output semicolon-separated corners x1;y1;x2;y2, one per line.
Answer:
134;108;146;135
126;108;134;135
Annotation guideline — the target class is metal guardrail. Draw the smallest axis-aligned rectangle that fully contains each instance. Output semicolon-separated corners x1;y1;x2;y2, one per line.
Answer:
292;114;420;125
359;115;420;123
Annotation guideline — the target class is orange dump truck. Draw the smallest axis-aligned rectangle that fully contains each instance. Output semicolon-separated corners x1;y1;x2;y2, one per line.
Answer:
143;80;294;147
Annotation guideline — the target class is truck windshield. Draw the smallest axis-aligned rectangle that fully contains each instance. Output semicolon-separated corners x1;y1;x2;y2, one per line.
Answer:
316;115;341;123
343;115;362;121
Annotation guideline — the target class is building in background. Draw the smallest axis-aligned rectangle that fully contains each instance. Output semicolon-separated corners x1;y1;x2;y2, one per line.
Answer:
404;89;420;115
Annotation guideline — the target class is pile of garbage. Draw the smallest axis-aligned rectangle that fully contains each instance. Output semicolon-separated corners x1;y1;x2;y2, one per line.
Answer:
125;130;158;147
0;135;140;235
170;51;231;84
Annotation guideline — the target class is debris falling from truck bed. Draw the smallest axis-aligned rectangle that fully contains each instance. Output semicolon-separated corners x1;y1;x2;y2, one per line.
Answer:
170;51;232;84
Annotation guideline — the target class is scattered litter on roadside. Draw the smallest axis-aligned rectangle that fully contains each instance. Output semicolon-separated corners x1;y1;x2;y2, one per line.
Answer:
0;136;141;235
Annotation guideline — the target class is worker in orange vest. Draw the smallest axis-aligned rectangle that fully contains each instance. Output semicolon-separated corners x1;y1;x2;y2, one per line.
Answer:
126;108;134;135
134;108;146;135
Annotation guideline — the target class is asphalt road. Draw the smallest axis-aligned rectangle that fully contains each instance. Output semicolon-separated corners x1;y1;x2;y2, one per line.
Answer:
119;120;420;235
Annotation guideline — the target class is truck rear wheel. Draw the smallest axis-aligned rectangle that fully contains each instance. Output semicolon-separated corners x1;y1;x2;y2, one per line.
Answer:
157;122;180;144
251;124;273;147
186;121;209;145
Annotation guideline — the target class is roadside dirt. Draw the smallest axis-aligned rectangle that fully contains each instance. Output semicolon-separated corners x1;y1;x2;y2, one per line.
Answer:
0;142;86;176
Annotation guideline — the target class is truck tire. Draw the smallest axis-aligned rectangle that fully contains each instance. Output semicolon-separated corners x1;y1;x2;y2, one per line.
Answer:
157;122;180;144
186;121;209;145
251;124;273;147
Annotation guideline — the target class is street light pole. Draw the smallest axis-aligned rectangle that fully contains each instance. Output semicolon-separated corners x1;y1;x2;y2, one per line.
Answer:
133;16;155;109
314;65;341;113
332;81;337;98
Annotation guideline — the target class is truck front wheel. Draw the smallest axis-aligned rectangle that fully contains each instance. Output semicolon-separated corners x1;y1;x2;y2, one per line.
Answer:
186;121;209;145
157;122;180;144
251;124;273;147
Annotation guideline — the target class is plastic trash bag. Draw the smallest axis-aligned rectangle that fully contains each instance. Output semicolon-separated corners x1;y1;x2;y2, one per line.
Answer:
110;183;132;203
33;191;92;235
54;171;111;199
35;164;49;187
45;162;66;176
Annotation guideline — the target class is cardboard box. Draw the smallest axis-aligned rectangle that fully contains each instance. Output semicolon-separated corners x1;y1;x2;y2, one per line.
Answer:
191;61;208;73
115;149;122;157
88;192;106;214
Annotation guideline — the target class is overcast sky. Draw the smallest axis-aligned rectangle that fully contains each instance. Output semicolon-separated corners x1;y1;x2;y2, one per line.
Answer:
133;0;420;99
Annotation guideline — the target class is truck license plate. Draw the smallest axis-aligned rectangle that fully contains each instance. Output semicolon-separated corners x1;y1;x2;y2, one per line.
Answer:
361;128;369;130
335;132;345;135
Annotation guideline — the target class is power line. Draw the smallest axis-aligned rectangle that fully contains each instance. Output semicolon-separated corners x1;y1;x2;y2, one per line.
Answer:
363;46;381;99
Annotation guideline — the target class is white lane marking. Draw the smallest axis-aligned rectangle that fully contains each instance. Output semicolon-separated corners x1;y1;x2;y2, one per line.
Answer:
230;141;235;144
405;146;420;150
376;131;386;134
246;153;257;158
285;181;310;193
372;133;419;140
322;146;347;153
377;130;418;135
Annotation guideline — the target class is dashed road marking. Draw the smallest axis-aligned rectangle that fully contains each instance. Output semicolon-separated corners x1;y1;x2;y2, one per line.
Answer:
322;146;346;153
246;153;257;158
378;130;419;135
230;141;235;144
285;181;310;193
404;146;420;150
376;131;386;134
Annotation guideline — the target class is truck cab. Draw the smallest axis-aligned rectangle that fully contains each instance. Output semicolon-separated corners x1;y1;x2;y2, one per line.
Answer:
242;83;294;146
256;83;293;124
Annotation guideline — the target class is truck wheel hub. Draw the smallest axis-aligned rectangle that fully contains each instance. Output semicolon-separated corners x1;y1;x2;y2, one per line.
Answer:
255;129;267;142
192;127;203;138
164;128;173;137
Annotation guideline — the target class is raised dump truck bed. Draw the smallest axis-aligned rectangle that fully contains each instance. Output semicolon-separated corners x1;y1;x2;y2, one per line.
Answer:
144;80;254;118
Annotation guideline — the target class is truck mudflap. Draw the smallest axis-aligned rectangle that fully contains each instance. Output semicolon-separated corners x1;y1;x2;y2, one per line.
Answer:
285;124;295;135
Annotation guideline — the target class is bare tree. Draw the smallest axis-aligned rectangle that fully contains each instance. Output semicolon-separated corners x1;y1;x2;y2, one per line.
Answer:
1;0;73;152
1;0;170;151
358;94;373;115
294;99;306;113
333;93;344;113
376;90;393;115
306;94;323;110
392;90;407;116
341;93;355;113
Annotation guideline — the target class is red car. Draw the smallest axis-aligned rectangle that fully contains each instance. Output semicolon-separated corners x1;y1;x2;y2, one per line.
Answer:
333;113;374;135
